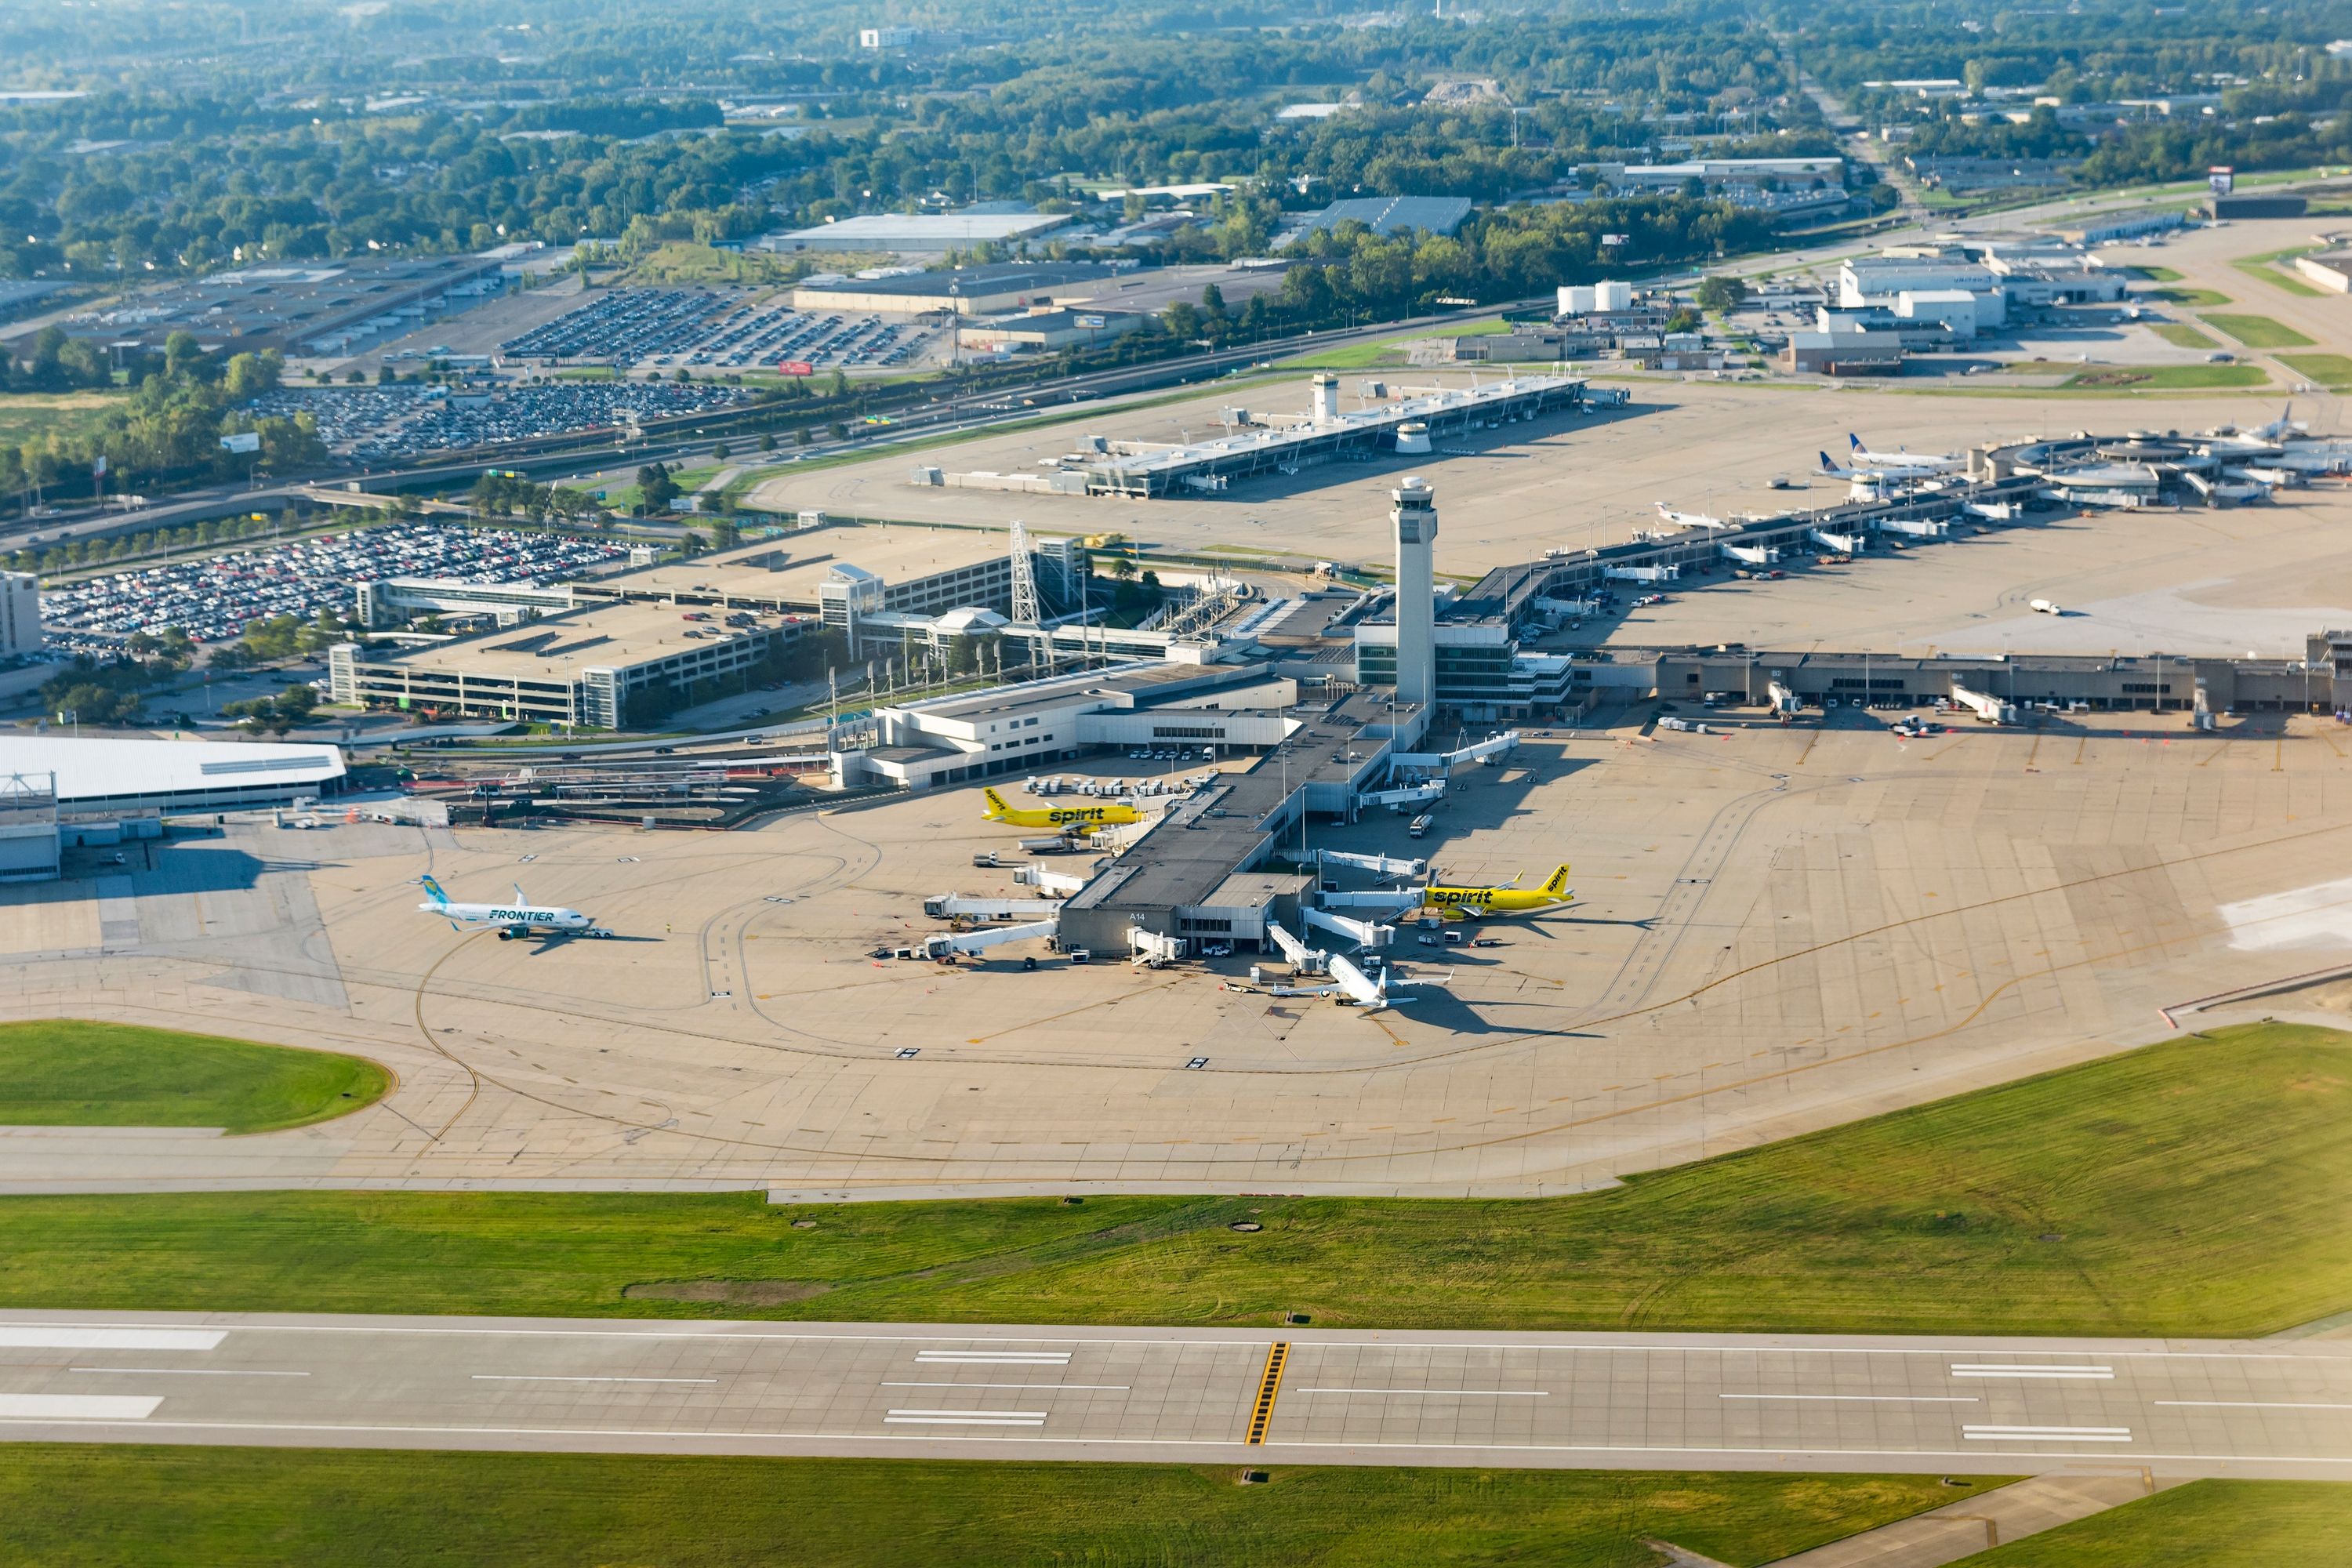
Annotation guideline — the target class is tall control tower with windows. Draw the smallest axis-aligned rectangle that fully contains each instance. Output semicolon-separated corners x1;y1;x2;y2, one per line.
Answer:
1392;477;1437;707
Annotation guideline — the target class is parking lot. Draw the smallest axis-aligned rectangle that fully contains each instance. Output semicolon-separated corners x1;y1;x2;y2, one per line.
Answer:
245;382;754;461
41;522;633;645
498;287;938;371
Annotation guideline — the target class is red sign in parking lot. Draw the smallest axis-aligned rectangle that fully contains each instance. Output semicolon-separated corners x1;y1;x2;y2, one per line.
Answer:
777;360;815;376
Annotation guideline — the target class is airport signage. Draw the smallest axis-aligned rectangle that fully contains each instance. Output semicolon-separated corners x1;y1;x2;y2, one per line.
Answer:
1602;234;1629;246
2208;165;2234;195
777;360;815;376
1076;314;1105;328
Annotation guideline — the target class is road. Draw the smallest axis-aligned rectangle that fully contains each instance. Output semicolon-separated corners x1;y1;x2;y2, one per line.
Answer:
0;1310;2343;1477
0;309;1463;557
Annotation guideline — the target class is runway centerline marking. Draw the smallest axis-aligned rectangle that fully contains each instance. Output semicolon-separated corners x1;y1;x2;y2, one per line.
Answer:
71;1367;307;1378
472;1375;719;1385
915;1351;1072;1365
1721;1393;1978;1404
882;1381;1129;1391
1951;1363;2113;1380
1294;1388;1548;1397
884;1408;1047;1427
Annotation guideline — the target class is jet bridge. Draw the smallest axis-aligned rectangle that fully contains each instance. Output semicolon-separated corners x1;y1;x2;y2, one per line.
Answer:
924;894;1064;920
1318;848;1428;880
1389;731;1520;774
1301;906;1392;949
1265;919;1329;975
918;920;1058;960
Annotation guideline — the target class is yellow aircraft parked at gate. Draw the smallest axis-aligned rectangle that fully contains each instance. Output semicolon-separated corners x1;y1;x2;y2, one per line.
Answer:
982;786;1146;831
1421;864;1574;919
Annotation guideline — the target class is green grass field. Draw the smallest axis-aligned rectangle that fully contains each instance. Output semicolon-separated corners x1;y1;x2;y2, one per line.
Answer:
0;1446;1997;1568
0;390;125;448
2131;265;2185;282
0;1023;2342;1336
1951;1479;2352;1566
2200;313;2317;348
2279;352;2352;387
0;1020;388;1134
2148;285;2232;307
2230;249;2325;297
2063;364;2265;389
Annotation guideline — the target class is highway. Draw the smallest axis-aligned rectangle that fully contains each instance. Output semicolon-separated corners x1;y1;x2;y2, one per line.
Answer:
0;1311;2343;1476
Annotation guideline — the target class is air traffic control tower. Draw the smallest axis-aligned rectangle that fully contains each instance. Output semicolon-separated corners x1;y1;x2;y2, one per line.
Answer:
1392;476;1439;707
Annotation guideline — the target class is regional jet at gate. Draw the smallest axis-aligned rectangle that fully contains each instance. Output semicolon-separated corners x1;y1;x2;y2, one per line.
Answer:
980;786;1146;831
1269;953;1441;1015
1654;502;1735;529
1420;864;1575;920
418;875;610;942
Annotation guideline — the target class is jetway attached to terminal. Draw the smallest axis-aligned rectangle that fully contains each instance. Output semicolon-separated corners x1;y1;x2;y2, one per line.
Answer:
924;893;1064;920
1301;906;1394;950
918;918;1058;961
1318;848;1427;880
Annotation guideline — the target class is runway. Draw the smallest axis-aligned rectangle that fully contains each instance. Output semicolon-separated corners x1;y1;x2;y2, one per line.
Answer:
0;1310;2345;1478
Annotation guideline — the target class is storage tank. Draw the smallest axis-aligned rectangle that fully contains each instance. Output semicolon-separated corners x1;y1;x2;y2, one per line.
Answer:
1556;284;1598;316
1595;279;1635;311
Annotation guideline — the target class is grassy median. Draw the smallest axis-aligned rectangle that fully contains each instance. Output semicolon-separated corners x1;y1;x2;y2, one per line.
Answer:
0;1445;1997;1568
1952;1479;2352;1566
0;1020;388;1134
2201;312;2318;348
0;1022;2343;1336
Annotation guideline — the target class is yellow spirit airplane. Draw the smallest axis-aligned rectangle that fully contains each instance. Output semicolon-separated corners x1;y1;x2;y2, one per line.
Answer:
982;786;1147;832
1421;864;1574;920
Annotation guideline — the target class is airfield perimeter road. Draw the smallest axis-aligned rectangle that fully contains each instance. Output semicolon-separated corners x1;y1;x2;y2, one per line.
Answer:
0;1310;2343;1480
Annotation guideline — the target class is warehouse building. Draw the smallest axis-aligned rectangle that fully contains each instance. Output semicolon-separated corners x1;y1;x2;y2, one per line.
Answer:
329;601;804;729
956;307;1149;352
790;261;1127;317
0;735;347;882
45;255;504;355
761;211;1074;256
1785;328;1905;374
2295;251;2352;293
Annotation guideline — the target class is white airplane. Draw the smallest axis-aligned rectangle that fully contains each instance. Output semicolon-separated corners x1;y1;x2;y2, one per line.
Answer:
2203;402;2307;456
1268;953;1440;1015
1818;448;1944;481
1847;433;1962;471
1655;502;1734;529
417;874;611;942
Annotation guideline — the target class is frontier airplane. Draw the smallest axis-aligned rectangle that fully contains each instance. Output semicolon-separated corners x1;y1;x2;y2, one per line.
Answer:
418;875;610;942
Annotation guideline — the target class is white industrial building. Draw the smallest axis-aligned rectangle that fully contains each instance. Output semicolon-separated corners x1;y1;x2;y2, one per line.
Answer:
0;736;347;878
0;572;39;655
1838;256;2007;328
